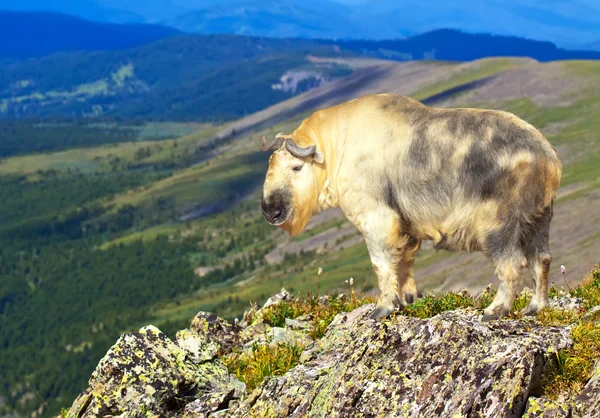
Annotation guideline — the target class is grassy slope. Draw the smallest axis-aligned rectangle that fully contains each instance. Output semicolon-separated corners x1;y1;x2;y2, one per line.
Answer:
2;57;600;418
0;124;220;174
2;58;599;325
146;58;600;324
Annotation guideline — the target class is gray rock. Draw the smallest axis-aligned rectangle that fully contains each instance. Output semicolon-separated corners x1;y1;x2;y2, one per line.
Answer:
65;325;243;418
262;288;292;309
243;327;311;351
582;305;600;321
578;359;600;417
285;316;312;331
183;388;235;418
522;396;571;417
65;292;600;418
189;311;240;354
232;308;572;418
548;293;584;311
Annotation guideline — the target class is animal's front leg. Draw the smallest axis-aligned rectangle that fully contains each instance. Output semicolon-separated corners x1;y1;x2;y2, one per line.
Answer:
356;209;403;319
397;236;421;305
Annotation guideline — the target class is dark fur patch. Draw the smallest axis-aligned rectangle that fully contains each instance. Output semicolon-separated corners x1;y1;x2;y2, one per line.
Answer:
521;204;553;260
379;95;413;112
408;135;430;167
382;178;401;214
485;215;519;258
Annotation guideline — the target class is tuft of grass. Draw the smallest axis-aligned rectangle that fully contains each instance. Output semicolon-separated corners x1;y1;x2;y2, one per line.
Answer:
536;308;580;327
539;265;600;399
261;292;374;339
402;292;475;318
543;321;600;398
223;342;305;391
571;266;600;310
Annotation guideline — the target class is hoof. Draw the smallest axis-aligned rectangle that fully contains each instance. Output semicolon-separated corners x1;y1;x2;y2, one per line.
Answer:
404;290;422;305
482;313;498;322
369;306;394;320
482;307;509;322
521;302;543;317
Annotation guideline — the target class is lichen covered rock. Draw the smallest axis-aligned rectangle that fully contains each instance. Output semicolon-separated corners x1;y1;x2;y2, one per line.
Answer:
189;312;239;354
522;396;571;417
66;325;243;418
64;289;600;418
577;359;600;417
233;306;572;418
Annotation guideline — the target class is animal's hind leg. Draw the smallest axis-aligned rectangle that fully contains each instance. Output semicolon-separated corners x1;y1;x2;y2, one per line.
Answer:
397;237;421;305
522;206;553;316
522;253;551;315
483;254;527;321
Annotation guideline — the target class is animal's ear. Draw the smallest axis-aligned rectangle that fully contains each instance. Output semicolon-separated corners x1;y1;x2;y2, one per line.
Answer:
313;149;324;164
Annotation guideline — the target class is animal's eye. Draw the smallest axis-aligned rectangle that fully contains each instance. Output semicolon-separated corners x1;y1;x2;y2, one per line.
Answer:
293;165;303;172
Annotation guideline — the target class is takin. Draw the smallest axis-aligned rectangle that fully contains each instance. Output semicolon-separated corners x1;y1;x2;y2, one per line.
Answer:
260;93;562;320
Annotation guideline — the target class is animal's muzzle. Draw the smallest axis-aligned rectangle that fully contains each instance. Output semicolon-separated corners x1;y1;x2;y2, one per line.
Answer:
261;189;291;226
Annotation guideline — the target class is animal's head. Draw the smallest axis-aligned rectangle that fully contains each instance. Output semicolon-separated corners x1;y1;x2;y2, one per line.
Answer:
261;133;325;236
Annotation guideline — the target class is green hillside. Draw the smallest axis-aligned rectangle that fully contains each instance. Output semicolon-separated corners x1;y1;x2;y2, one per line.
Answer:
1;58;600;417
0;35;351;121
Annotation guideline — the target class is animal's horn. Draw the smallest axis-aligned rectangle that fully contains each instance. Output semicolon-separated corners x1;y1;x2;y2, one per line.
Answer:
285;138;316;158
261;136;284;152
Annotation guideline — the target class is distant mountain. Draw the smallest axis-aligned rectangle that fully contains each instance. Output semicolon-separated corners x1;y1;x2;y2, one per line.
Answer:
339;29;600;62
0;11;180;59
163;0;389;40
1;29;599;121
159;0;600;47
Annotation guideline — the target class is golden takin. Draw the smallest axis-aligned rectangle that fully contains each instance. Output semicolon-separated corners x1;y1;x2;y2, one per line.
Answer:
260;93;562;320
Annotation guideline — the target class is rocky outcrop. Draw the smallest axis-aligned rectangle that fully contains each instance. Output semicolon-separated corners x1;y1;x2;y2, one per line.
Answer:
523;359;600;417
233;305;571;418
65;290;600;418
65;325;244;418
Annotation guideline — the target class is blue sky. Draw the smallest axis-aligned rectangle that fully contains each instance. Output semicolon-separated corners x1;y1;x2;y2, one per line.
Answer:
1;0;599;47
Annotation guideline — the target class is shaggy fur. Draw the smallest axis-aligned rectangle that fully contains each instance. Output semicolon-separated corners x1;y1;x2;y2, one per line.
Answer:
261;94;562;320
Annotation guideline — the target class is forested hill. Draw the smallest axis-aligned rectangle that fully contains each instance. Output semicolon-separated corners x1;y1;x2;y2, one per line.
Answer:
340;29;600;61
0;34;349;121
2;21;600;121
0;11;180;59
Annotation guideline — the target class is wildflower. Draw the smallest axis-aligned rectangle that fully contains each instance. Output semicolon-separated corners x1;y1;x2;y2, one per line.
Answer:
560;265;570;291
317;267;323;276
349;277;354;286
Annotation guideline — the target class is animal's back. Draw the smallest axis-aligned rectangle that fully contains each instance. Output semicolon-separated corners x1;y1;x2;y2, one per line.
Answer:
339;94;562;253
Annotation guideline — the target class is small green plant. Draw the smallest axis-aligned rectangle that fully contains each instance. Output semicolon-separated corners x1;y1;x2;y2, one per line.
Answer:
261;292;374;339
402;292;475;318
571;265;600;309
540;265;600;398
224;342;305;391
